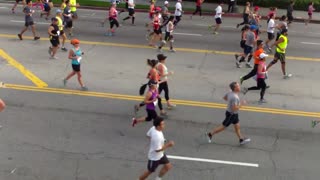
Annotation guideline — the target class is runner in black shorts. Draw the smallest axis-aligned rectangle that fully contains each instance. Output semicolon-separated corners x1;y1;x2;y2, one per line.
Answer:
48;17;60;59
41;1;51;20
18;0;40;41
63;0;73;37
12;0;25;14
158;16;175;52
123;0;135;25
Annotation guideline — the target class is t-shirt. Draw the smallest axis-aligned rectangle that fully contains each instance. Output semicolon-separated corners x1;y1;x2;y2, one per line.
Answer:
175;2;182;16
308;5;314;13
56;16;63;30
70;0;77;12
24;6;33;22
147;126;165;161
267;19;275;33
63;6;72;21
162;6;168;15
254;48;264;65
128;0;135;9
226;92;240;114
245;31;255;47
215;5;222;19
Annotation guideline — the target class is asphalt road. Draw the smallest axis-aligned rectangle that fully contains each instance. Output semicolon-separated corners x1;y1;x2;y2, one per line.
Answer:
0;3;319;180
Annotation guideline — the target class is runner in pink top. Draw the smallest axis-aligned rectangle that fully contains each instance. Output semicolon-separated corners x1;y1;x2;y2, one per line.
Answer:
106;2;119;36
305;2;315;26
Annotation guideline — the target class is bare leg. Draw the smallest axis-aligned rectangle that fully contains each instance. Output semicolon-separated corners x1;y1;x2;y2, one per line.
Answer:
65;71;76;80
20;26;28;35
76;72;84;87
281;63;286;75
51;46;59;57
139;170;152;180
31;25;37;37
210;124;225;135
158;163;172;178
233;123;243;139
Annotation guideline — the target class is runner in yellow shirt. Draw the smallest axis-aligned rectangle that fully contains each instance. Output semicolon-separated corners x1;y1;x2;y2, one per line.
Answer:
56;9;68;51
70;0;80;20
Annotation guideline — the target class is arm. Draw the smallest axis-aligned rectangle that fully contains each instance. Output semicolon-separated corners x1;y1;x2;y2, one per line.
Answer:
155;141;174;152
47;26;56;36
223;94;228;101
68;49;75;60
271;37;284;50
144;92;156;104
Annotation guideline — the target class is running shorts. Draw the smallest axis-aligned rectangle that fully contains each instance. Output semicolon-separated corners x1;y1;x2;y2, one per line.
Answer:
72;64;81;72
50;39;60;47
215;17;222;24
274;52;286;63
147;154;170;172
240;40;246;49
222;111;239;127
109;18;119;28
154;28;162;35
44;3;50;12
308;12;312;17
25;21;34;27
267;32;274;40
165;31;173;41
71;11;78;18
128;8;135;16
64;19;73;28
244;45;253;55
145;109;158;122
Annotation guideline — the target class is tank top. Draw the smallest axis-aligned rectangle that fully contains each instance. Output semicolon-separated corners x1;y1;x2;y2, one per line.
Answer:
71;48;82;65
50;24;60;41
257;61;266;79
109;7;117;19
166;21;173;33
153;16;160;30
157;63;168;81
56;16;63;30
146;89;157;110
276;35;288;53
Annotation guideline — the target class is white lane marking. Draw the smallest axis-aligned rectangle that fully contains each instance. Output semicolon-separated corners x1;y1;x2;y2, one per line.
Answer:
301;42;320;45
173;32;202;36
0;7;9;9
10;20;50;25
196;24;236;29
167;155;259;167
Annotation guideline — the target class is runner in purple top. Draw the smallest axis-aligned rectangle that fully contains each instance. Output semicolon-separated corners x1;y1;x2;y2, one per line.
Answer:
132;80;160;127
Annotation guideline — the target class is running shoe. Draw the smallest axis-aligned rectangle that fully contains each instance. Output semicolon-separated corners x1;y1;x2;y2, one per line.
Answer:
311;120;319;128
131;118;137;127
48;47;52;55
160;111;167;116
205;132;212;143
242;87;249;95
63;79;67;87
259;99;267;104
240;76;244;85
49;56;58;60
236;61;241;68
61;47;68;51
236;24;240;28
208;25;213;30
170;49;176;53
17;34;22;40
246;63;252;68
81;86;88;91
213;31;218;35
34;36;40;40
283;74;292;79
240;138;251;145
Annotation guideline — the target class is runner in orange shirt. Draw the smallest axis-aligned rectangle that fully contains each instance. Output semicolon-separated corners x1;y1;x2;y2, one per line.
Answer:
240;40;264;84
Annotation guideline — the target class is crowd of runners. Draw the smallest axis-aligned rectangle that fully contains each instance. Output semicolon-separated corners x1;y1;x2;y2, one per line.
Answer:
4;0;320;179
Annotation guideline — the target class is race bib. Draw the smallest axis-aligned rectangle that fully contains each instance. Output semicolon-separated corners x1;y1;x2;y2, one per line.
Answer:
57;31;60;36
153;99;158;106
77;57;82;63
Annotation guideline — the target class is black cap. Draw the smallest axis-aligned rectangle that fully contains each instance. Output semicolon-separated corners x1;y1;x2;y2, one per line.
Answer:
281;29;288;34
157;54;167;60
257;40;264;46
148;80;158;86
51;17;58;21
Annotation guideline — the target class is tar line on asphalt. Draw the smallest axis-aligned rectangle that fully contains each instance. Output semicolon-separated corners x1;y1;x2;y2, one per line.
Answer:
3;83;320;118
0;49;48;87
0;33;320;62
167;155;259;167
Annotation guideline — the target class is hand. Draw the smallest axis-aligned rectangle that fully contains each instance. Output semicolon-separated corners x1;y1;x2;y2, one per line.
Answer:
167;140;174;147
240;100;247;106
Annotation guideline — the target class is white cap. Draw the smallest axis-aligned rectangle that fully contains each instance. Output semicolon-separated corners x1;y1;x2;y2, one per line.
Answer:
259;53;268;59
164;1;169;4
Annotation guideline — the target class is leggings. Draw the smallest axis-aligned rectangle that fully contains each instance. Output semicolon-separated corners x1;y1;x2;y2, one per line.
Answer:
192;6;202;16
139;97;163;110
158;81;169;101
174;16;181;26
248;78;266;100
239;14;249;25
242;64;258;81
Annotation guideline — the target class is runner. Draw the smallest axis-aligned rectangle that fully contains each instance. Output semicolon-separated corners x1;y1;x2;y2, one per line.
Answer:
212;1;223;35
267;7;277;20
158;16;175;52
205;82;251;145
173;0;183;27
40;0;51;20
236;1;250;28
18;0;40;41
149;11;162;47
266;29;292;79
63;0;73;37
190;0;204;19
234;25;249;63
250;6;261;39
122;0;135;25
240;40;264;85
145;1;157;41
119;0;128;15
31;0;44;12
227;0;235;13
63;39;88;91
275;15;288;41
265;13;275;52
311;120;320;128
48;17;60;59
236;25;256;68
287;1;294;25
60;0;67;10
156;54;176;109
12;0;26;14
56;9;68;51
132;80;161;127
138;116;174;180
70;0;79;20
305;2;315;26
105;2;119;36
242;53;269;104
161;1;171;27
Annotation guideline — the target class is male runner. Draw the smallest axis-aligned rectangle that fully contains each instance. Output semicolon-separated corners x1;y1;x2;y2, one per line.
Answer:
190;0;204;19
173;0;183;27
12;0;26;14
267;29;292;79
122;0;136;25
206;82;251;145
56;9;68;51
138;117;174;180
18;0;40;41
